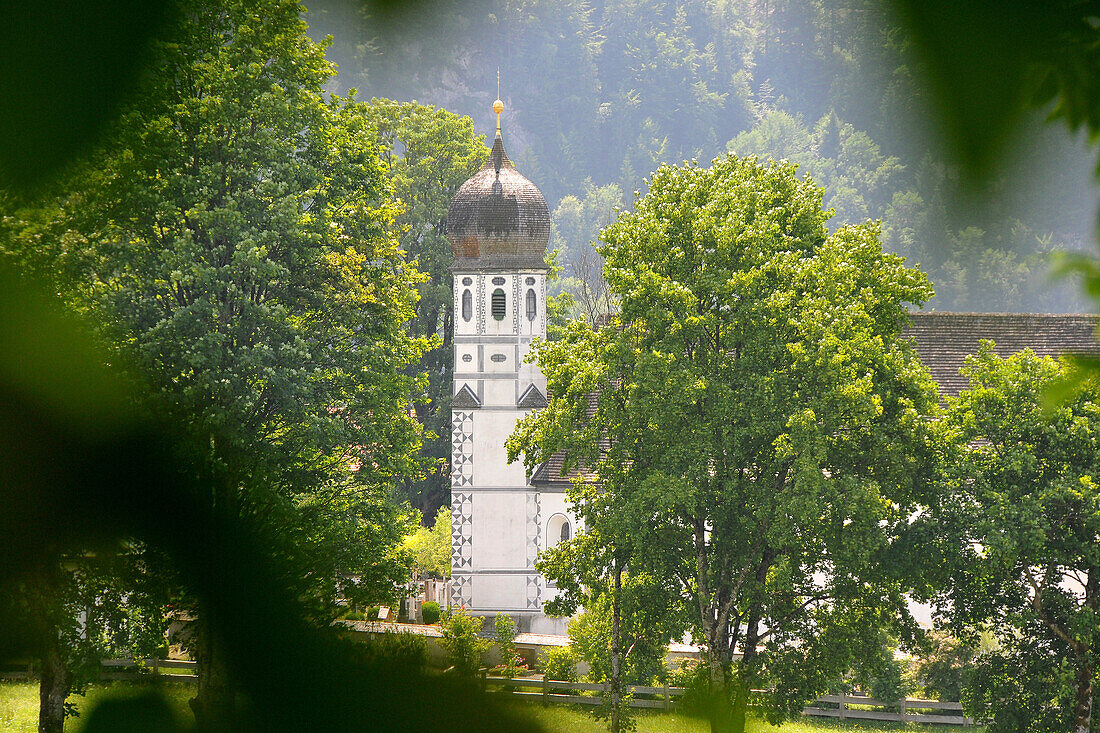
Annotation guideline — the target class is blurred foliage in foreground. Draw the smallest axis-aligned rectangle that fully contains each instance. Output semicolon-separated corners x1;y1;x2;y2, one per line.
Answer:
2;0;1100;731
0;1;539;731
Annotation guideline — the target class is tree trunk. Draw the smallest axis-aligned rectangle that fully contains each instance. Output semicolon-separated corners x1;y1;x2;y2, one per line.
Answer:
38;634;71;733
189;619;235;732
695;517;734;733
707;654;732;733
1073;660;1093;733
731;609;762;733
610;561;623;733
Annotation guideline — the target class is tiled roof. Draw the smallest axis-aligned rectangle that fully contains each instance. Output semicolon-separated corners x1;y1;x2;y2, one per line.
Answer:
904;312;1100;397
447;131;550;270
530;392;598;488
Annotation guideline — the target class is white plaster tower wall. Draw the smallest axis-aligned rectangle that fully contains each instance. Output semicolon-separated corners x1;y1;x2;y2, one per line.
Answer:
446;100;568;634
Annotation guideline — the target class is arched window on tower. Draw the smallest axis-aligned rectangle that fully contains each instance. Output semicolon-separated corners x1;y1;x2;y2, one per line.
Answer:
491;288;506;320
526;288;537;322
547;514;571;549
461;289;473;322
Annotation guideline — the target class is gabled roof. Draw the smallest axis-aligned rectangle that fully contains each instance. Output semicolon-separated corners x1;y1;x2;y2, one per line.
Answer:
451;383;482;409
517;383;548;409
904;312;1100;397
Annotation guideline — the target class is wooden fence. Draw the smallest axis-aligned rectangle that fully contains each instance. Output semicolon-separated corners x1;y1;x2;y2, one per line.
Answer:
0;659;197;682
1;663;971;725
100;658;198;681
485;676;974;725
486;676;684;710
802;693;973;725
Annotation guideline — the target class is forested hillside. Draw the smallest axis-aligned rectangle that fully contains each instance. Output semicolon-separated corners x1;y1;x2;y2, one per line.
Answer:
305;0;1096;312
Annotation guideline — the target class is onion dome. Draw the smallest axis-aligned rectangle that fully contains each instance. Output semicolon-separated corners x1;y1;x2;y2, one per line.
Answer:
447;100;550;270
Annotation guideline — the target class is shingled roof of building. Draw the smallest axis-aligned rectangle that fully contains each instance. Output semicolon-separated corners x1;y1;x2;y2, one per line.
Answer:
904;312;1100;398
529;391;598;489
446;130;550;270
527;312;1100;488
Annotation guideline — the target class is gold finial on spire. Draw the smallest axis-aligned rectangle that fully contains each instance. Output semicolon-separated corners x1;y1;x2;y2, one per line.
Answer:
494;68;503;132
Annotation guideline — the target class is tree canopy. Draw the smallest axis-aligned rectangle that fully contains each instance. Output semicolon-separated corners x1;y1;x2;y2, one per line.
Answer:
922;345;1100;733
2;0;433;726
510;154;940;733
359;99;488;517
306;0;1095;314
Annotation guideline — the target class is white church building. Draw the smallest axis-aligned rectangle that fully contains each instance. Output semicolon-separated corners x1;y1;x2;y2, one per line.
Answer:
439;100;1100;639
446;100;573;634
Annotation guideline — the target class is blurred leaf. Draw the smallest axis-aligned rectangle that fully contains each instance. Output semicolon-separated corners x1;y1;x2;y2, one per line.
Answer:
889;0;1053;178
0;2;171;189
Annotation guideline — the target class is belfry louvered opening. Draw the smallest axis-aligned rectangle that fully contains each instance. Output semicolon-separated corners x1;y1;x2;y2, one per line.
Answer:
491;288;506;320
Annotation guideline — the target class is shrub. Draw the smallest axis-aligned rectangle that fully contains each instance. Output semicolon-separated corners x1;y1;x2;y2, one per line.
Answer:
668;659;712;716
421;601;441;625
366;606;381;621
344;610;364;621
360;631;427;675
540;646;578;683
912;631;977;702
440;608;489;677
494;614;523;677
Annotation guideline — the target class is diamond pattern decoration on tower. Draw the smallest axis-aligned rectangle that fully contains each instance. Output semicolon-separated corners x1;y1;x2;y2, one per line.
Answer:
525;493;542;567
451;491;473;571
512;275;520;333
526;575;544;609
477;277;485;334
451;574;473;608
451;410;474;488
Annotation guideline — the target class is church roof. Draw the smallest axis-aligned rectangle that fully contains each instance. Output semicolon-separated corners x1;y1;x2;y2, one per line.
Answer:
446;124;550;270
904;312;1100;397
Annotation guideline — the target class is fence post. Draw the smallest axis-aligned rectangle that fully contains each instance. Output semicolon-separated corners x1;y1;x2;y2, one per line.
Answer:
152;658;160;676
542;677;549;706
838;695;846;720
899;698;906;722
664;682;671;711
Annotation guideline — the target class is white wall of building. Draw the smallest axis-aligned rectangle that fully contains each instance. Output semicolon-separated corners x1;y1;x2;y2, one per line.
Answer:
450;268;570;634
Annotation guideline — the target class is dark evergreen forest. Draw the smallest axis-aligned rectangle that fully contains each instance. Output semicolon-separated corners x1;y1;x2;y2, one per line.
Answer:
305;0;1095;314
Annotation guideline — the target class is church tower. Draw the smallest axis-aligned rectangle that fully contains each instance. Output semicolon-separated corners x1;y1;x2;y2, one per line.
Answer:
445;99;569;634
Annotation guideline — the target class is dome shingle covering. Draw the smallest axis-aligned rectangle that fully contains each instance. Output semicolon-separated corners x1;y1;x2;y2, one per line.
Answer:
447;131;550;270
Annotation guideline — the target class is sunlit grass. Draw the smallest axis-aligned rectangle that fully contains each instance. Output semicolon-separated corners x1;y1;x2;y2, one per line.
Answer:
0;682;980;733
503;702;979;733
0;682;37;733
0;681;193;732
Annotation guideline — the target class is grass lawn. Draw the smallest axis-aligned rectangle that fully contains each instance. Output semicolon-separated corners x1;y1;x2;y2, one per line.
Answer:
0;681;978;733
512;704;976;733
0;681;194;732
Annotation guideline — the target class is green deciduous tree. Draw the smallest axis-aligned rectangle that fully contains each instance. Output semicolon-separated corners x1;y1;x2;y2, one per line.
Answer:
360;100;488;518
494;614;522;678
440;608;490;678
1;546;168;733
404;505;453;578
565;573;685;688
549;182;622;324
511;155;939;733
926;345;1100;732
3;1;430;727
